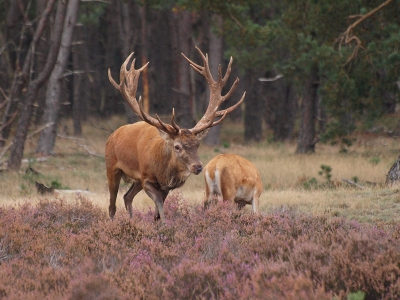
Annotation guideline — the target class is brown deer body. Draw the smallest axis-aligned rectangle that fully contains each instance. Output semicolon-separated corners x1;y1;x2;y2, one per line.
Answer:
203;154;263;213
106;47;245;222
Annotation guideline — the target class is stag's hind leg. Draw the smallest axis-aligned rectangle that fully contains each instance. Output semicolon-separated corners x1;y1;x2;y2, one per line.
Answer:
107;168;122;219
123;181;143;218
204;169;222;209
251;191;260;214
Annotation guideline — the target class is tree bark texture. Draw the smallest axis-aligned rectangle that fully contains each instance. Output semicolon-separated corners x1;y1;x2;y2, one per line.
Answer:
116;0;140;123
263;72;297;142
36;0;80;155
140;4;150;114
7;0;67;170
244;69;264;142
170;9;194;128
295;65;319;154
147;9;173;116
71;24;86;136
0;0;56;147
203;14;223;146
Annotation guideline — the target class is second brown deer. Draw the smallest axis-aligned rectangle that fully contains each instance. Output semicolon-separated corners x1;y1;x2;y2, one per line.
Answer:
106;47;245;223
203;154;263;213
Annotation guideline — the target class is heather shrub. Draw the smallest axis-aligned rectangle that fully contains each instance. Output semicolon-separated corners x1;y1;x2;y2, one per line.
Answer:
65;260;127;300
0;194;399;299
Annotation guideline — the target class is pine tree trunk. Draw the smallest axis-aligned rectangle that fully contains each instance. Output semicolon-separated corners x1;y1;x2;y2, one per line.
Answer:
295;65;319;154
116;0;140;123
72;24;86;136
204;14;223;146
263;72;297;142
170;10;194;128
36;0;80;155
244;70;263;142
147;9;172;116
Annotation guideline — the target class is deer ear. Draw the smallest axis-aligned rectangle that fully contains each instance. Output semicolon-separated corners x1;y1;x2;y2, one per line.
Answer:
157;128;173;141
194;128;211;141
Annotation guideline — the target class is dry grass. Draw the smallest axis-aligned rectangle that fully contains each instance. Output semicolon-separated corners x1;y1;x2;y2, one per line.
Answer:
1;116;400;225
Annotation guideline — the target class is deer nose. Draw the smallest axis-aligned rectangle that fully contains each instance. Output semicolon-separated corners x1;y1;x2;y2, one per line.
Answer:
192;164;203;175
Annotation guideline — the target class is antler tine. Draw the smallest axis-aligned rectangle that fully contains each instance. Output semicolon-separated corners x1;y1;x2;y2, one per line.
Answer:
181;46;214;83
216;91;246;117
108;54;136;91
221;77;239;102
221;57;233;84
210;111;228;127
206;91;245;128
137;97;178;135
185;47;245;135
170;108;181;132
108;68;119;90
181;53;203;74
109;52;180;135
138;61;149;72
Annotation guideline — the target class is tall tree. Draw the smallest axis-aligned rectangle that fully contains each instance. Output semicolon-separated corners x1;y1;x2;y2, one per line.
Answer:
262;73;297;142
116;0;140;123
203;14;223;146
36;0;80;155
0;0;57;148
170;8;194;128
7;0;67;170
295;65;319;153
222;0;399;147
71;23;85;136
244;69;263;142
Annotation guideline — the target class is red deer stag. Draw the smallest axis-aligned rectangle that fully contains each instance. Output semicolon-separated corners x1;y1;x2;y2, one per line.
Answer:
106;47;245;223
203;154;263;213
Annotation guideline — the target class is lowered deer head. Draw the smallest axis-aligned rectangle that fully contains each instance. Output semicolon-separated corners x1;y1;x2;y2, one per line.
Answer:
203;154;263;213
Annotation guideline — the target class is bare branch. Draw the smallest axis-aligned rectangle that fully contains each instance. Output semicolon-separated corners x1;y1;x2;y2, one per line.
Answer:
337;0;393;64
228;11;243;29
0;122;54;162
0;111;18;132
342;178;365;189
57;134;85;141
79;144;103;158
0;88;9;102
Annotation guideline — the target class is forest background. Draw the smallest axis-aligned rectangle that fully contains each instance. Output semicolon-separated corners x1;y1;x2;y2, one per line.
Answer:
0;0;399;170
1;1;400;299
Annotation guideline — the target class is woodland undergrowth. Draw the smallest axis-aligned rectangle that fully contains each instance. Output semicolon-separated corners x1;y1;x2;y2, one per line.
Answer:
0;194;399;300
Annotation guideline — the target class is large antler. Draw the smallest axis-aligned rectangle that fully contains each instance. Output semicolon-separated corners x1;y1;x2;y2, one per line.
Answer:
108;53;181;135
182;46;246;135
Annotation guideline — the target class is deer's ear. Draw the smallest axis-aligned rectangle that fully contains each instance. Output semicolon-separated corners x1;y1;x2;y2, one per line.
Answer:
194;128;210;141
157;128;173;141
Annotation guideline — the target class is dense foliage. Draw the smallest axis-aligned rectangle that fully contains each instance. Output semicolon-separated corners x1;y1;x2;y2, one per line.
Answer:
0;194;399;299
219;0;400;139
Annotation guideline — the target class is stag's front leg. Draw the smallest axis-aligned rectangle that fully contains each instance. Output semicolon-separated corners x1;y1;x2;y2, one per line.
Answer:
123;181;143;218
143;181;169;223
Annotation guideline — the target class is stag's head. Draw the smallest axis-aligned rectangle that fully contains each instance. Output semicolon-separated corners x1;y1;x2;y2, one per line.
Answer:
108;47;245;175
158;127;203;175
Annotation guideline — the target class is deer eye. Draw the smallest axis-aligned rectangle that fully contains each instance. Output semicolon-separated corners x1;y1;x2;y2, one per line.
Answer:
174;145;181;151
